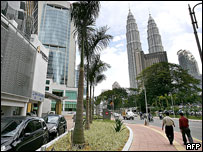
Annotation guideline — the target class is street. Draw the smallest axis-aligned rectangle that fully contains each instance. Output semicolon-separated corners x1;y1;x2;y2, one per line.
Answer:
124;117;202;141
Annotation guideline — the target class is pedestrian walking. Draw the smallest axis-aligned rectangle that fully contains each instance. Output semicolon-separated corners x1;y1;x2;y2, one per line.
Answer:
140;112;143;120
179;112;193;145
162;111;175;145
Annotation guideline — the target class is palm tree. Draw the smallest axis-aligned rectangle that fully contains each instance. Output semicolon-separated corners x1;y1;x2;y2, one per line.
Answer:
88;55;111;123
70;1;100;145
84;26;112;129
91;74;107;121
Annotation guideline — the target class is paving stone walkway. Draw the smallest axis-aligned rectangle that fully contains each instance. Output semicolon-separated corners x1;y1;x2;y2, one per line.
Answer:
126;123;202;151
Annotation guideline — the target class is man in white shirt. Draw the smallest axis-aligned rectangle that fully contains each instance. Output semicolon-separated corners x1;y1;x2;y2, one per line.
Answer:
162;111;175;145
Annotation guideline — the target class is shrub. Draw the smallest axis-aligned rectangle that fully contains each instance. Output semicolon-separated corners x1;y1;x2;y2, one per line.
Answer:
114;119;125;132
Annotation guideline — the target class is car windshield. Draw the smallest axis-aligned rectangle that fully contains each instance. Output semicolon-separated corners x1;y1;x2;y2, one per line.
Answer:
1;119;23;137
45;116;59;124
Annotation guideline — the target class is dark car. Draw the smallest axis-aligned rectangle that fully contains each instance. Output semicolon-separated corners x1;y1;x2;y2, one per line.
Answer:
43;114;67;141
1;116;49;151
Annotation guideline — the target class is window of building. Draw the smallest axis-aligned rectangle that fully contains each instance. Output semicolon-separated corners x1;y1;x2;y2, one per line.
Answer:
65;91;77;100
64;101;76;111
46;80;50;85
18;11;24;20
20;2;25;11
51;101;56;111
45;86;49;91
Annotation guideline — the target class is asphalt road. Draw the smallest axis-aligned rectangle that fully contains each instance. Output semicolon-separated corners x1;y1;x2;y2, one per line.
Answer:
123;116;202;141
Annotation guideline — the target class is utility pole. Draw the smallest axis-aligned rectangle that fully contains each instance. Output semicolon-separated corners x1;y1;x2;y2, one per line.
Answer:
170;93;175;118
144;85;149;125
188;3;202;63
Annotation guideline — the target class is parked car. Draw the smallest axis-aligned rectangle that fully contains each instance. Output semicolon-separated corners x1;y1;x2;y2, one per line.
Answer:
43;114;67;141
26;111;37;116
1;116;49;151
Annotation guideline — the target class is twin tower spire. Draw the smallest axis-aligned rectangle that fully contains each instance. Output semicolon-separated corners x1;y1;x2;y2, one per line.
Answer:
127;9;164;54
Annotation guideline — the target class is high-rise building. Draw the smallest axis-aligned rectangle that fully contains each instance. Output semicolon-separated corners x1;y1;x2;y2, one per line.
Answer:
38;1;78;114
177;49;202;89
38;1;76;87
1;1;38;37
112;81;121;89
126;9;143;89
126;10;168;89
147;14;164;53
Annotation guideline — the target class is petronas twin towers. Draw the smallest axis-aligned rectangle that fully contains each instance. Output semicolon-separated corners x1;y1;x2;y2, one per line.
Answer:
126;9;168;89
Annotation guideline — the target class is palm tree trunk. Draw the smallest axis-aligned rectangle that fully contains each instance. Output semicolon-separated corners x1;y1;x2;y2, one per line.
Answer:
73;36;85;145
89;85;92;123
92;85;95;121
85;61;90;130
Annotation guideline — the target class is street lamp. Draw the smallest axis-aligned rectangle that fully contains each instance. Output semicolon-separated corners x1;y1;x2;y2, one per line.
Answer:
188;3;202;63
170;93;175;118
144;85;149;125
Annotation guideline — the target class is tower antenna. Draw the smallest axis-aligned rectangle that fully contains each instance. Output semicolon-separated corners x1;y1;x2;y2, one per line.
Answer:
129;3;130;11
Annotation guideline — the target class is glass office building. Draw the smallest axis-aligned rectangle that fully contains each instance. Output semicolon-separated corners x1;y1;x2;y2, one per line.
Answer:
39;2;71;85
38;2;77;114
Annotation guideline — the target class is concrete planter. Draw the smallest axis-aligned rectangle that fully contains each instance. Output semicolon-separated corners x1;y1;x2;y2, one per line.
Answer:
36;128;73;151
36;124;133;151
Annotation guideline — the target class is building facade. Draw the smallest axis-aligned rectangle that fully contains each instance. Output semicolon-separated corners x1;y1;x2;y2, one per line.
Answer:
126;9;143;89
38;1;76;87
126;10;168;89
37;1;78;113
112;81;121;89
1;13;48;117
147;14;164;53
177;49;202;90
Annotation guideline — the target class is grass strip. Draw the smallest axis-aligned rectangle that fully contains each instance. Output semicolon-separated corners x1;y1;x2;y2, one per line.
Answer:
46;119;129;151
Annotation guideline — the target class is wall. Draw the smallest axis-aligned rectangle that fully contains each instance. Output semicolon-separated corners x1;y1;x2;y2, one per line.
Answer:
1;15;36;98
30;34;49;101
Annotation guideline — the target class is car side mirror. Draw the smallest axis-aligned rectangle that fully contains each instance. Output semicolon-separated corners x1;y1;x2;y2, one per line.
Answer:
25;133;31;136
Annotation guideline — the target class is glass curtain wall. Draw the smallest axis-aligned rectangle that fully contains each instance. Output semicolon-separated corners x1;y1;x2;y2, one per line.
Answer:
39;4;71;85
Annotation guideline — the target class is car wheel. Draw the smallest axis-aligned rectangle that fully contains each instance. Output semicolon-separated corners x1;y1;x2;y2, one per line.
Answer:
43;134;49;145
56;131;59;137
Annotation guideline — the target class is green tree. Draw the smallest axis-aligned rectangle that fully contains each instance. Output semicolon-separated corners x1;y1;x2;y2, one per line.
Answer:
88;55;110;123
71;1;100;145
84;26;112;129
137;62;201;109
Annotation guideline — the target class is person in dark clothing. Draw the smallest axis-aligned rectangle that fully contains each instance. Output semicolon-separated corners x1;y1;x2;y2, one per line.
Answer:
179;112;193;145
162;111;175;145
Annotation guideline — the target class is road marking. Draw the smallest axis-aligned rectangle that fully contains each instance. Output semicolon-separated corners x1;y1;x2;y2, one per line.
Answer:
193;137;202;143
141;125;186;151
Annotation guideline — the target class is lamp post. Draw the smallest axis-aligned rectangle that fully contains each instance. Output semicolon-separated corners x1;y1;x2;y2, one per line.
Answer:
170;93;175;118
188;3;202;63
144;85;149;125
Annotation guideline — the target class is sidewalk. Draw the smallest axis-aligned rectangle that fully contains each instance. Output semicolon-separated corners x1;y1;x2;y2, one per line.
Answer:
126;123;202;151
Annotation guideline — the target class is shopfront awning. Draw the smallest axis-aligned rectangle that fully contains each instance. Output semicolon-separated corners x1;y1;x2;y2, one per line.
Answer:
45;92;68;102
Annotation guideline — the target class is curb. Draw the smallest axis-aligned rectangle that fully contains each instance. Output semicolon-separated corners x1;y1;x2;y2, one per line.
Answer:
36;128;74;151
122;125;133;151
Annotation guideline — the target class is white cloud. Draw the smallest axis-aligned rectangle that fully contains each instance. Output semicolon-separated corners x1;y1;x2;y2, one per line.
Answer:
112;35;126;42
115;43;124;48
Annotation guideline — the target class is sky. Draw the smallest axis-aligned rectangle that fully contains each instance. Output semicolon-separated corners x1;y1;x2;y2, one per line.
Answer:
71;1;202;96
